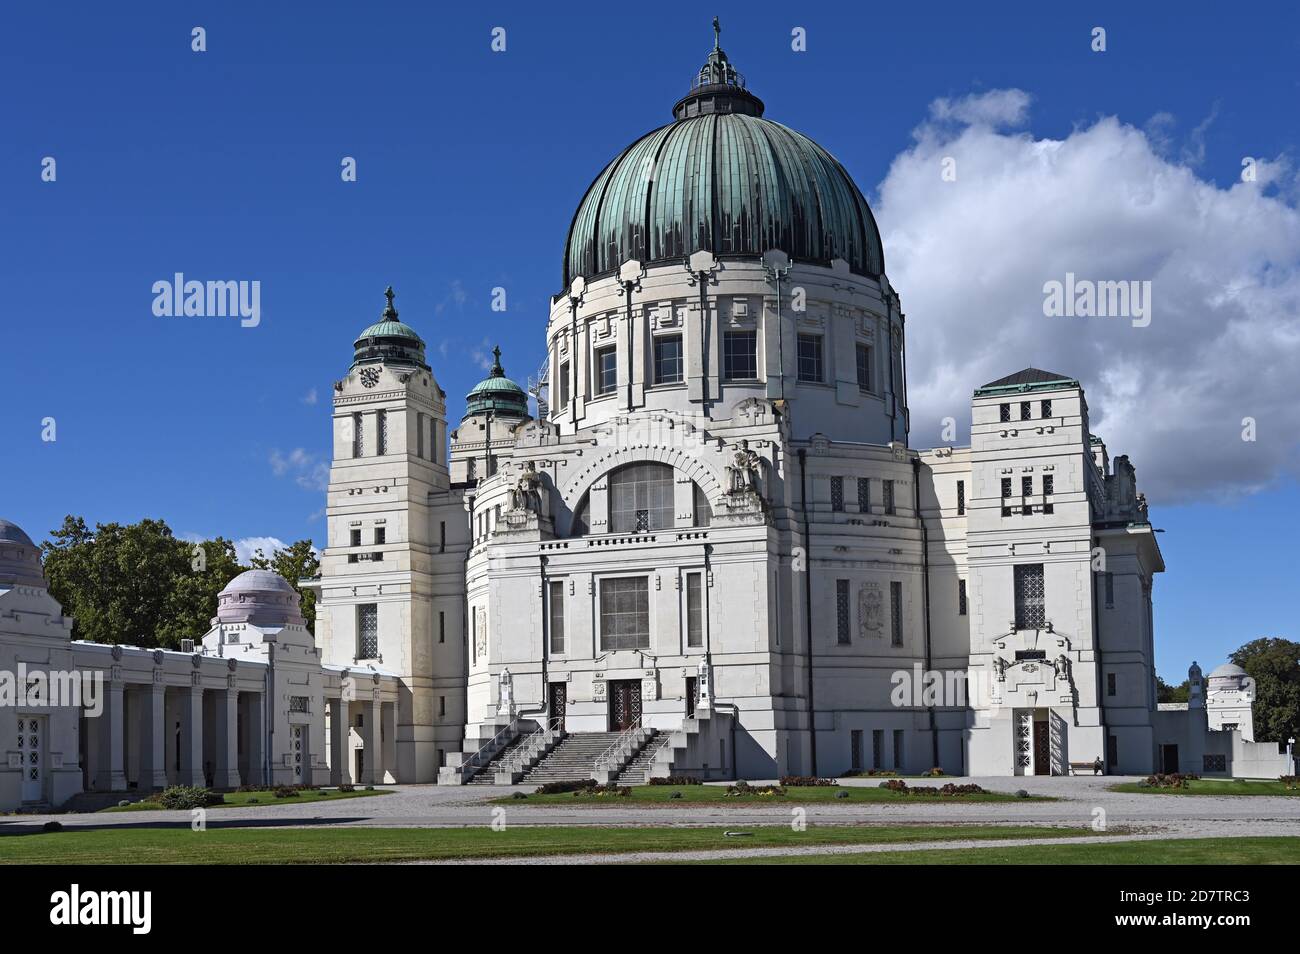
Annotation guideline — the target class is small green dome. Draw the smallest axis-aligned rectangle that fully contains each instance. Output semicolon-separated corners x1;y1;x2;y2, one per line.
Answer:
352;287;429;370
464;347;530;420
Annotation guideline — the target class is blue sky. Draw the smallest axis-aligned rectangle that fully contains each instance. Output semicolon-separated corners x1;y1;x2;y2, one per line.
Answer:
1;1;1297;680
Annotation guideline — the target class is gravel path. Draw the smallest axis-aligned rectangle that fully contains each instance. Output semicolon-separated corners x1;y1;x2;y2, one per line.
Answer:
4;776;1298;847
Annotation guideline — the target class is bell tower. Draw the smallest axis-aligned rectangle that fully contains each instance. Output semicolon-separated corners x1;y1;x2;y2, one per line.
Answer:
314;288;467;782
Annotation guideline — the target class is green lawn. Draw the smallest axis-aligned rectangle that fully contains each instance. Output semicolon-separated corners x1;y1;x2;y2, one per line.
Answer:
0;824;1092;865
102;788;392;812
700;836;1300;865
500;784;1047;805
1110;778;1300;797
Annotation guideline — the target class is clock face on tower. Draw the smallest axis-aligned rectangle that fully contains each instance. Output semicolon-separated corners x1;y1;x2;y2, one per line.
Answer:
359;367;381;388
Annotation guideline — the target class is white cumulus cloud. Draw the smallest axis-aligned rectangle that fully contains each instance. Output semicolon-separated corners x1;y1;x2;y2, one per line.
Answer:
875;89;1300;504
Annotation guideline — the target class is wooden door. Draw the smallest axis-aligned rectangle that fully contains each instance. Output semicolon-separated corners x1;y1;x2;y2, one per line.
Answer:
609;680;642;731
1032;720;1050;775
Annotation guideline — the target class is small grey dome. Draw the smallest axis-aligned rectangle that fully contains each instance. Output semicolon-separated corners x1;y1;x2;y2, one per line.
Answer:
0;519;35;546
217;569;304;627
1209;662;1247;679
0;518;45;589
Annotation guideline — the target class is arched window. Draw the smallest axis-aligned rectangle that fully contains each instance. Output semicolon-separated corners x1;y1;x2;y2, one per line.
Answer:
608;463;674;533
569;495;590;537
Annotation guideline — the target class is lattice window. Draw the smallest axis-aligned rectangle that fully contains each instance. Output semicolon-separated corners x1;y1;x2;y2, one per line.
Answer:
653;335;683;385
857;478;870;513
856;343;873;392
289;696;310;714
608;463;674;533
1020;401;1032;420
883;479;895;515
686;573;703;647
599;577;650;651
830;476;844;512
549;581;566;654
1203;754;1226;772
723;331;757;381
958;579;967;616
999;403;1011;423
890;581;903;647
836;579;850;644
956;480;965;516
357;603;378;658
1014;564;1045;630
377;410;388;455
797;334;823;383
1017;711;1033;770
352;412;363;458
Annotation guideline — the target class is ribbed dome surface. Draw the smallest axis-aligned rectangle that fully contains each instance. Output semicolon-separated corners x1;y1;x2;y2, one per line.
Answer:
217;569;304;628
562;112;884;287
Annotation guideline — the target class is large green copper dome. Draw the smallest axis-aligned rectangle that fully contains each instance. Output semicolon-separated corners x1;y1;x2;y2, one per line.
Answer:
562;26;884;288
463;346;530;420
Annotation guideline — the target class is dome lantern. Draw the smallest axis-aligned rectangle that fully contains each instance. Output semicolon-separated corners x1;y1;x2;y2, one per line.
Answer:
463;346;530;421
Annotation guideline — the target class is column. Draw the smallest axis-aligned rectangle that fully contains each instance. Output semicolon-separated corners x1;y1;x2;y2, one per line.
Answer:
243;692;265;786
381;701;397;784
179;684;205;787
329;698;348;786
95;678;127;791
360;697;382;784
213;687;241;789
140;681;168;790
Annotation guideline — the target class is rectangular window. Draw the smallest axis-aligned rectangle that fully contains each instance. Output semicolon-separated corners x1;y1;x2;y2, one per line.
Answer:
1013;563;1045;630
872;729;884;770
653;335;683;385
374;527;386;546
548;581;566;655
830;476;844;512
417;413;425;459
377;410;388;455
471;607;477;664
1043;474;1054;496
890;581;903;647
1104;571;1114;608
1107;735;1118;770
893;729;904;770
357;603;378;659
856;477;870;514
855;343;873;392
1041;399;1052;418
439;521;446;553
430;420;439;464
956;480;965;516
796;334;823;383
599;577;650;651
722;330;758;381
1022;476;1033;496
686;573;703;648
1107;672;1117;697
1001;476;1013;517
439;610;445;644
1020;401;1032;420
850;730;863;771
836;579;851;645
883;479;895;515
352;412;363;457
595;345;617;395
439;696;446;717
999;403;1010;423
558;361;571;407
467;457;477;480
1203;753;1226;773
289;696;309;714
350;528;361;547
958;579;968;616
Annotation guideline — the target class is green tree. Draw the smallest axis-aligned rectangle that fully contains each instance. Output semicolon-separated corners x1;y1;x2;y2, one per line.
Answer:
1230;637;1300;745
42;516;190;646
249;539;320;633
1156;676;1189;704
41;517;246;649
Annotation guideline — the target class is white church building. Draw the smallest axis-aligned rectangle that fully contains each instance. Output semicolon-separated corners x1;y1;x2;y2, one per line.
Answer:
2;29;1292;810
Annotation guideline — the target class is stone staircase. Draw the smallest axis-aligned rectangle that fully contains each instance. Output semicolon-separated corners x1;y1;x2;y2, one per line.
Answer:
616;732;675;785
518;732;631;785
465;732;540;785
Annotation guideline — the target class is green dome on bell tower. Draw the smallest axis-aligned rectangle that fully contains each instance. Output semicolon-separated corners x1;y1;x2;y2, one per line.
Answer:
351;286;430;371
463;346;530;421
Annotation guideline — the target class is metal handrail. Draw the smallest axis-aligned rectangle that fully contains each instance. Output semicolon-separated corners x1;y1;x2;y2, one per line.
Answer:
594;719;644;773
498;717;562;776
459;719;517;780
